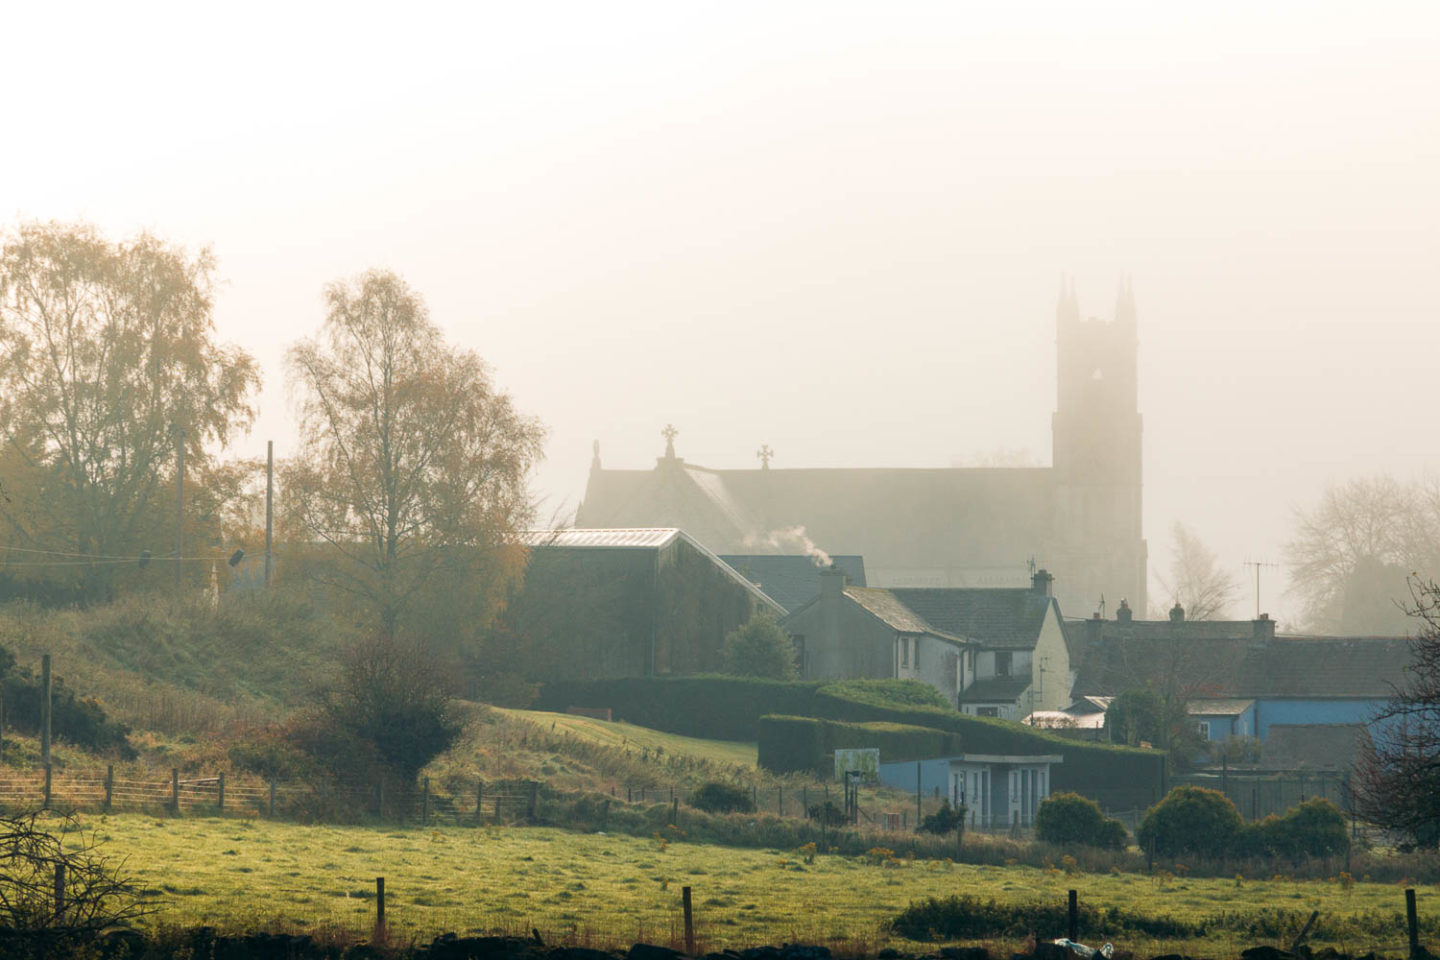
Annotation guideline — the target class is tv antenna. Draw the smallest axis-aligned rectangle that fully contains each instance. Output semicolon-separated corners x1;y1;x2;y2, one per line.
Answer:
1243;559;1280;618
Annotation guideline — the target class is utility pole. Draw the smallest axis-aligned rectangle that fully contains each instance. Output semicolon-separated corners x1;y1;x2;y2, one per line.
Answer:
175;427;186;588
264;440;274;588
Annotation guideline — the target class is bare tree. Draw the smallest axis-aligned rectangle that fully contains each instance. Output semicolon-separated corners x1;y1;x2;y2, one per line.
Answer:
1354;576;1440;846
1286;474;1440;633
1152;522;1240;620
0;811;151;935
284;270;544;639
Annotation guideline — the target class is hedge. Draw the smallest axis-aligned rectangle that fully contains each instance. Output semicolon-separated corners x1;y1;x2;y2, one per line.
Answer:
536;675;1165;810
757;715;964;775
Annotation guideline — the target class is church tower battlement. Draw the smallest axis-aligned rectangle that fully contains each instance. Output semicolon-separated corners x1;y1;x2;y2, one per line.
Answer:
1050;275;1146;615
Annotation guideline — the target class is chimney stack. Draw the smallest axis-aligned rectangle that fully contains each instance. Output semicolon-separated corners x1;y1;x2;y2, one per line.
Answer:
1031;568;1054;597
820;563;847;602
1116;598;1133;623
1252;613;1275;641
1169;602;1186;623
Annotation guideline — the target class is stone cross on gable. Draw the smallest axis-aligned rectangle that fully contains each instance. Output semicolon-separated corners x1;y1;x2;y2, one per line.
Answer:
661;424;678;459
756;444;774;470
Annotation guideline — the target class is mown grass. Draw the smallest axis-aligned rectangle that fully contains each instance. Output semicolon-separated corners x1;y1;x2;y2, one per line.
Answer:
54;813;1440;957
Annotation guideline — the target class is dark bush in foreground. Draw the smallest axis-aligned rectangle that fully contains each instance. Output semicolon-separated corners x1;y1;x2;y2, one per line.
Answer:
688;781;755;814
1035;792;1128;849
892;894;1199;941
919;800;967;835
1139;785;1242;856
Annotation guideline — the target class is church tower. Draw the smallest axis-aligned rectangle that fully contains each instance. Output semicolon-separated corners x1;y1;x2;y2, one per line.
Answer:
1050;276;1147;616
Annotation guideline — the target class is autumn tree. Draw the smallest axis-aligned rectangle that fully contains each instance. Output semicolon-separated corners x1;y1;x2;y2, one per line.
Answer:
0;222;259;598
284;270;544;641
1152;522;1240;620
1286;475;1440;633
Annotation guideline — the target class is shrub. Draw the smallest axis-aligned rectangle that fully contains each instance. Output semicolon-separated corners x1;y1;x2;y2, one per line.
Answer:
1138;786;1243;856
820;679;950;710
919;800;967;835
891;894;1199;941
807;800;847;826
720;615;798;680
1232;798;1350;860
0;650;134;757
1035;792;1129;849
688;781;755;814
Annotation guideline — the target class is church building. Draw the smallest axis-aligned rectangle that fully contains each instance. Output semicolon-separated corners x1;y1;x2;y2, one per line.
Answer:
576;279;1147;617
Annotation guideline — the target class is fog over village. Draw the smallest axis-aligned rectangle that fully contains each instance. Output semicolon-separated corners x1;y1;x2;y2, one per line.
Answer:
1;2;1439;958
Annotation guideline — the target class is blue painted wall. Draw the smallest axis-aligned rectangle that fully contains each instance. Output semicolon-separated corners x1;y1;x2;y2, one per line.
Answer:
1254;699;1383;738
879;758;951;796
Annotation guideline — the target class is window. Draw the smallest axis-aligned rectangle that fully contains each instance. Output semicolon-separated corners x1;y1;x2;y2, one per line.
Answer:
1193;720;1211;741
977;706;1000;718
791;635;806;676
995;651;1012;677
901;637;910;667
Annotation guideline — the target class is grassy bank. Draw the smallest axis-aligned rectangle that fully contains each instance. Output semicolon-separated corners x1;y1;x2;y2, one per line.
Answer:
53;813;1440;957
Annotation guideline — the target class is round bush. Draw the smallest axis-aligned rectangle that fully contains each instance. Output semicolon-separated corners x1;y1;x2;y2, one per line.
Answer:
1035;792;1128;849
688;781;756;814
1138;785;1243;856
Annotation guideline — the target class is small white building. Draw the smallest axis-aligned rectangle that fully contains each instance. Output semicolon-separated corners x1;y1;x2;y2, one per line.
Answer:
879;753;1063;828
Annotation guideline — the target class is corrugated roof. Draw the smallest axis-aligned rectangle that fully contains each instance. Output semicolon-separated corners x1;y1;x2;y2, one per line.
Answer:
1187;698;1255;716
521;527;785;615
521;528;680;549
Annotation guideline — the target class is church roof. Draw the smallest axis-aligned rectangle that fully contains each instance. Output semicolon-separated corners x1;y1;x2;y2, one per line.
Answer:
719;554;867;613
577;460;1053;577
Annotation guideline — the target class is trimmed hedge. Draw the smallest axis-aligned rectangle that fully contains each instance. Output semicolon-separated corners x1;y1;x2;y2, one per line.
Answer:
536;675;1165;810
757;715;964;775
1034;792;1128;849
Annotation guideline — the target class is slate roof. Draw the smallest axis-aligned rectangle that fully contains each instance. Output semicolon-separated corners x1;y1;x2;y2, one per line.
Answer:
720;555;867;613
1072;634;1413;700
1262;724;1372;772
845;587;953;637
887;588;1055;649
958;675;1034;703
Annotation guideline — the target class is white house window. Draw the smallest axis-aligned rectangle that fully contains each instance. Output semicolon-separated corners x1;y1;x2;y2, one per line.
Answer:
995;651;1012;677
900;637;910;667
1193;720;1211;741
977;706;1000;717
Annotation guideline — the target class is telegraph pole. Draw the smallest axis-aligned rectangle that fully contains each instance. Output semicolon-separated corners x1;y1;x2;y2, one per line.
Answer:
175;427;186;588
264;440;274;588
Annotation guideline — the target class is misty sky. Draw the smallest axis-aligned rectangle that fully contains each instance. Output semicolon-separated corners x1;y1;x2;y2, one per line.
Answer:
4;1;1437;626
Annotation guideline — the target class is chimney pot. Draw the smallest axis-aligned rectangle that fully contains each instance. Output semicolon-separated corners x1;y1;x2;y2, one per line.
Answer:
1169;602;1185;623
1116;598;1133;623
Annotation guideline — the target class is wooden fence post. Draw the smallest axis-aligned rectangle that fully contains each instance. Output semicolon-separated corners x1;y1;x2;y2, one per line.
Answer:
528;780;538;821
41;653;51;768
915;762;922;830
1407;888;1420;959
54;861;65;920
602;798;610;831
422;777;430;826
682;885;695;955
475;781;484;826
376;876;386;934
171;768;179;812
103;764;113;811
268;781;276;817
778;786;783;816
217;771;225;812
671;797;678;826
43;764;51;810
1068;889;1078;941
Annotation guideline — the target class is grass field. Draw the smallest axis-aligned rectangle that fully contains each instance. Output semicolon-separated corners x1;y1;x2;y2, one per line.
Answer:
57;813;1438;957
497;708;759;768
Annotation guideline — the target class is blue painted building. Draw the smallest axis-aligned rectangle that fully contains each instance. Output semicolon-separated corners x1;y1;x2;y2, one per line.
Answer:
1068;606;1409;752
